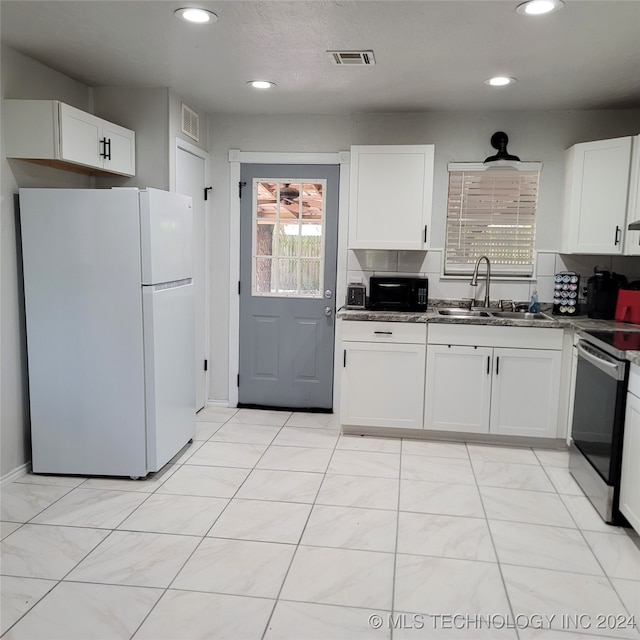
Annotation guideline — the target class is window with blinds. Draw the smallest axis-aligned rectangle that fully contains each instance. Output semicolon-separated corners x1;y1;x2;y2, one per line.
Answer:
445;163;542;276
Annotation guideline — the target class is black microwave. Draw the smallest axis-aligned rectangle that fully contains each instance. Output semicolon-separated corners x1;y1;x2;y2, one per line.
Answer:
368;277;428;312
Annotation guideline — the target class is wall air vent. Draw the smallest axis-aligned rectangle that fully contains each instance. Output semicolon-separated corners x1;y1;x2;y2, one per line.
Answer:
327;50;376;66
181;103;200;142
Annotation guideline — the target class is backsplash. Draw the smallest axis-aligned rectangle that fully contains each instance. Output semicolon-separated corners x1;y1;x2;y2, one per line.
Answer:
346;250;640;307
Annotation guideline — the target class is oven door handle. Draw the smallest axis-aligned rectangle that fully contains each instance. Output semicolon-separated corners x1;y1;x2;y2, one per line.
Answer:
576;341;626;381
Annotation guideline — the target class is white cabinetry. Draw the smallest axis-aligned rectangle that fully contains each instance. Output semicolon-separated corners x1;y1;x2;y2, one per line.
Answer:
623;135;640;256
348;145;434;250
561;136;636;255
4;100;135;177
341;321;426;428
425;324;563;438
620;364;640;534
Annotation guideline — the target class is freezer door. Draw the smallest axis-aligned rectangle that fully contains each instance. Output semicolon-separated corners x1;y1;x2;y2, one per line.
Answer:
143;281;196;470
19;188;147;477
139;188;193;285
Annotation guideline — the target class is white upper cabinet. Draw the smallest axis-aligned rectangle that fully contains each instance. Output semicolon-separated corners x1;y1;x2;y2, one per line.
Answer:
348;145;434;250
4;100;135;177
561;136;633;254
623;135;640;256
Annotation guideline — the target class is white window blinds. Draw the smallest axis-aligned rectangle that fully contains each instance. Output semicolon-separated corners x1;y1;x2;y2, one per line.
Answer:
445;163;541;276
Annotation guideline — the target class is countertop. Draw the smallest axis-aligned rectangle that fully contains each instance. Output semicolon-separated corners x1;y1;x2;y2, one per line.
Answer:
337;307;640;363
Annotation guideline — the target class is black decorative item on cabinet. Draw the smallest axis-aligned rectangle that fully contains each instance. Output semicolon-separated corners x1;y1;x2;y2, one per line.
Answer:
552;272;580;315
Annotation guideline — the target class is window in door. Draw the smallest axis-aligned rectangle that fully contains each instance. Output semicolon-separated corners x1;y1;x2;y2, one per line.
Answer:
252;179;326;297
444;163;542;276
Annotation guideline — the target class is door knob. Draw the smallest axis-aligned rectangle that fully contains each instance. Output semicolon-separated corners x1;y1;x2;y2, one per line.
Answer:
324;306;333;317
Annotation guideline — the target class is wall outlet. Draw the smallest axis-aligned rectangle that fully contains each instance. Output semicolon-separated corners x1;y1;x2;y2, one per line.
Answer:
348;276;364;284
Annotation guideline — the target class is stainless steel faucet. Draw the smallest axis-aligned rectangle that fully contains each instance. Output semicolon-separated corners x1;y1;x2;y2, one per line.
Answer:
470;256;491;308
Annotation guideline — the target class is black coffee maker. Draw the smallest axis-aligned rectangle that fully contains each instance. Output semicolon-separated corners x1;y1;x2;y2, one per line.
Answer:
586;268;628;319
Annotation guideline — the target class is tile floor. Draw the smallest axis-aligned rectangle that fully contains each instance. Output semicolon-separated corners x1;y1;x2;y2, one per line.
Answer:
1;407;639;640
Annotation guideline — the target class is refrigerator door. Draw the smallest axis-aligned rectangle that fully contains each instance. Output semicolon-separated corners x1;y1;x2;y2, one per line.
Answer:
19;188;147;477
143;281;196;471
139;188;193;285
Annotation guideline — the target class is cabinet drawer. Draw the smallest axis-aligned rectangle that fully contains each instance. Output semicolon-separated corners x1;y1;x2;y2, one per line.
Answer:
341;320;426;344
427;323;563;350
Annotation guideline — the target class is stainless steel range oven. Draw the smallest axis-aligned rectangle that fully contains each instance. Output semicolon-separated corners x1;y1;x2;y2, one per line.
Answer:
569;330;640;525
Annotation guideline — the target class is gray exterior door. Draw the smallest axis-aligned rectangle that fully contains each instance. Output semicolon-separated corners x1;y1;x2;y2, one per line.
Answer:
239;163;339;410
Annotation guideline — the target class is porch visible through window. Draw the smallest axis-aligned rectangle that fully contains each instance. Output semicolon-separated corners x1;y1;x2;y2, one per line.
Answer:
252;180;326;297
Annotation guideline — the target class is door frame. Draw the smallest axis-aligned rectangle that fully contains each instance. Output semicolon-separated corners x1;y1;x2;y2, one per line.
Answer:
228;150;351;408
173;137;211;409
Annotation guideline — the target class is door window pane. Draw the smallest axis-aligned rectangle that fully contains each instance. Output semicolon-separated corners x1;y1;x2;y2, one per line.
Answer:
252;179;326;297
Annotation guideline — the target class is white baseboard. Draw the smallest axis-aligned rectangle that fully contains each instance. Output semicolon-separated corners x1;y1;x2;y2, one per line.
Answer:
1;461;30;486
206;400;233;408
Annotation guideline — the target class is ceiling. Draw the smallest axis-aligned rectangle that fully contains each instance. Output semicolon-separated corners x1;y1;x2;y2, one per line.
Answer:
1;0;639;115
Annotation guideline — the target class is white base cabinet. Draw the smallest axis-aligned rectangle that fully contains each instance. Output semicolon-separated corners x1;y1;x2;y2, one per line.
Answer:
620;366;640;534
341;321;426;429
4;100;136;177
425;324;563;438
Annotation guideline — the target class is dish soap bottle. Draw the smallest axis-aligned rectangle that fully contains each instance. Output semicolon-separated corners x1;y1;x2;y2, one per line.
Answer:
529;289;539;313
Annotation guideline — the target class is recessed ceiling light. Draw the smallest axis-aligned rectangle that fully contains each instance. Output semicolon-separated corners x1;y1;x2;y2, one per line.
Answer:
174;8;218;23
485;76;517;87
248;80;275;89
516;0;564;16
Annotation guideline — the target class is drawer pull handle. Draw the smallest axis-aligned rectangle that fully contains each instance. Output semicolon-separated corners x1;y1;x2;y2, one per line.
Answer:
374;331;393;335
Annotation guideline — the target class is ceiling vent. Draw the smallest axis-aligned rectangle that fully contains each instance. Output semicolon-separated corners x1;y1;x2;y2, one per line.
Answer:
181;103;200;142
327;50;376;66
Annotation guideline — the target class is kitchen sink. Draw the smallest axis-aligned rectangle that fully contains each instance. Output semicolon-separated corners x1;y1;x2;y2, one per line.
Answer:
436;308;491;317
490;311;550;320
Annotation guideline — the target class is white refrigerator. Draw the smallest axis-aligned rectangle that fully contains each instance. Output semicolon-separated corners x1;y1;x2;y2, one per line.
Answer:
19;187;196;478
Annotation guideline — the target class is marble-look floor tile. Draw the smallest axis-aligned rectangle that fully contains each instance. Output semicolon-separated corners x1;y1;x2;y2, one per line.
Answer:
400;480;485;518
80;463;177;493
156;464;250;498
397;512;495;561
2;581;161;640
328;450;400;479
67;530;199;588
489;520;603;575
207;498;311;543
235;469;324;503
533;449;570;468
392;615;517;639
285;412;342;430
518;630;608;640
0;483;71;523
13;474;87;488
168;439;203;464
185;441;267;468
30;488;147;529
1;524;109;579
401;439;469;459
0;576;56;635
209;422;281;445
611;577;640;619
394;555;509;615
316;474;399;511
544;466;586;496
401;455;476;485
265;600;391;639
272;427;340;449
337;435;402;454
302;505;397;552
173;537;295;598
280;545;394;610
472;460;555;493
467;444;539;466
135;590;274;640
502;564;637;639
559;494;627;535
196;406;237;422
117;493;228;536
194;420;224;441
1;522;22;540
480;487;576;528
228;408;291;426
256;446;333;473
582;531;640;580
